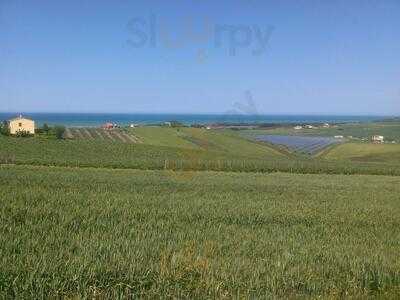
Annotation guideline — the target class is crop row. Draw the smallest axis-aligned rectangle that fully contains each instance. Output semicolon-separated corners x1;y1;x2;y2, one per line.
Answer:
64;128;140;143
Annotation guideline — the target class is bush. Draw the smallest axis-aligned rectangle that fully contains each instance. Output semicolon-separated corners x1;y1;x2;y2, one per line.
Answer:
169;121;185;128
0;121;10;136
54;126;66;140
15;130;33;138
43;123;50;134
54;126;65;140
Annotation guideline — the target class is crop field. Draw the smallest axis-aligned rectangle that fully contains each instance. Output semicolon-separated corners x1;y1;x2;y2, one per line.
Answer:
241;121;400;142
255;135;341;155
64;127;141;143
1;165;400;298
1;131;400;176
322;143;400;163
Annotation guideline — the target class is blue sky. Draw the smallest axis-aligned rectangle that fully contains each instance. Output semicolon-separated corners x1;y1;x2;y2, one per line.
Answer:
0;0;399;115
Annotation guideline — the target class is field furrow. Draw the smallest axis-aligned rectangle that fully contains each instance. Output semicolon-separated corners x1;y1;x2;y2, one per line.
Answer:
121;132;140;143
111;130;128;143
83;128;95;139
102;129;116;141
71;128;85;139
92;129;106;140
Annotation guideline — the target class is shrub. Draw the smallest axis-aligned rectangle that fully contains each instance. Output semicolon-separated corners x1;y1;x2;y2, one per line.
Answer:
54;126;66;140
15;130;33;138
0;121;10;136
42;123;50;134
169;121;185;128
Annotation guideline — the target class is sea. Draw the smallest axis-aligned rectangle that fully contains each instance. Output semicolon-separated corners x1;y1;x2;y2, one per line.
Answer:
0;113;389;127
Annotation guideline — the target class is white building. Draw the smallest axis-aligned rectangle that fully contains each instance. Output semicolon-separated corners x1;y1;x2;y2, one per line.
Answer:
8;115;35;135
372;135;384;143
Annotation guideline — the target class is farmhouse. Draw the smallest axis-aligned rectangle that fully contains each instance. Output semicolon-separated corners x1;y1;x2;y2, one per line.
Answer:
294;126;303;130
102;123;115;130
372;135;384;143
8;115;35;135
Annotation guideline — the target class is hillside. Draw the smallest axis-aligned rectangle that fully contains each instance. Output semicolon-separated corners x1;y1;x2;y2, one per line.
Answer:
240;122;400;142
322;143;400;163
0;128;285;168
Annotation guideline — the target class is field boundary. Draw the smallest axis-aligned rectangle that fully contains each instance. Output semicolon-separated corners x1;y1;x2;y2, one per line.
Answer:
2;158;400;177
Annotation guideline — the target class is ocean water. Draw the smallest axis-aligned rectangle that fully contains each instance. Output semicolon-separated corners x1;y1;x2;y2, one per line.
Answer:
0;113;387;127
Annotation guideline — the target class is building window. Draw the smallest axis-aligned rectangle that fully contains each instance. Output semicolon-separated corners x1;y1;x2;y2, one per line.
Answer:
19;123;22;127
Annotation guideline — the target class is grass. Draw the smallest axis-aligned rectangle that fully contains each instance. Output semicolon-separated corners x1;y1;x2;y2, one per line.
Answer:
0;130;285;167
1;165;400;298
322;143;400;163
130;126;285;158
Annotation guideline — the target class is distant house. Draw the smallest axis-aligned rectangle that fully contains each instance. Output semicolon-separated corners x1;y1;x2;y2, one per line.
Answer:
8;115;35;135
102;123;114;130
294;126;303;130
322;123;330;128
334;135;344;139
372;135;384;143
305;125;315;129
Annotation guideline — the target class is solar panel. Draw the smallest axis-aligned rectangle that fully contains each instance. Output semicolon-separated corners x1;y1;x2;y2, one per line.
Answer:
255;135;341;154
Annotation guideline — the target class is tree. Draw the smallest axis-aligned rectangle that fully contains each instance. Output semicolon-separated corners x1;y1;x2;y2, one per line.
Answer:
54;126;66;140
42;123;50;134
0;121;10;136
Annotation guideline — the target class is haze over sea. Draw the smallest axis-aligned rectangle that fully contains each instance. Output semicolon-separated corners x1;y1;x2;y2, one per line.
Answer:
0;113;389;127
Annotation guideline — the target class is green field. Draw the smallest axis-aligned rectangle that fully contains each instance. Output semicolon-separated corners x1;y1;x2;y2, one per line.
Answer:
1;124;400;298
1;132;400;176
1;165;400;298
240;122;400;142
322;143;400;163
0;128;286;169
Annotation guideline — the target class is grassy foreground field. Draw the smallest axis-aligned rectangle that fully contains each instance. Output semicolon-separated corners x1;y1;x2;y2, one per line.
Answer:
1;165;400;298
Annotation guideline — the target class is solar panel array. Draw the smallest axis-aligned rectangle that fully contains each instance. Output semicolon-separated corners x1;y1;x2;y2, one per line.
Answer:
255;135;341;155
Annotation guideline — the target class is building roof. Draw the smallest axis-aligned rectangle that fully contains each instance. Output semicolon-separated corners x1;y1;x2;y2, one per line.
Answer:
8;115;34;122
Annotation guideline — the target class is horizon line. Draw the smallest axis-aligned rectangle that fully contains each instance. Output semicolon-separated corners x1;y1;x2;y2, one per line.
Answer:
0;111;397;117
